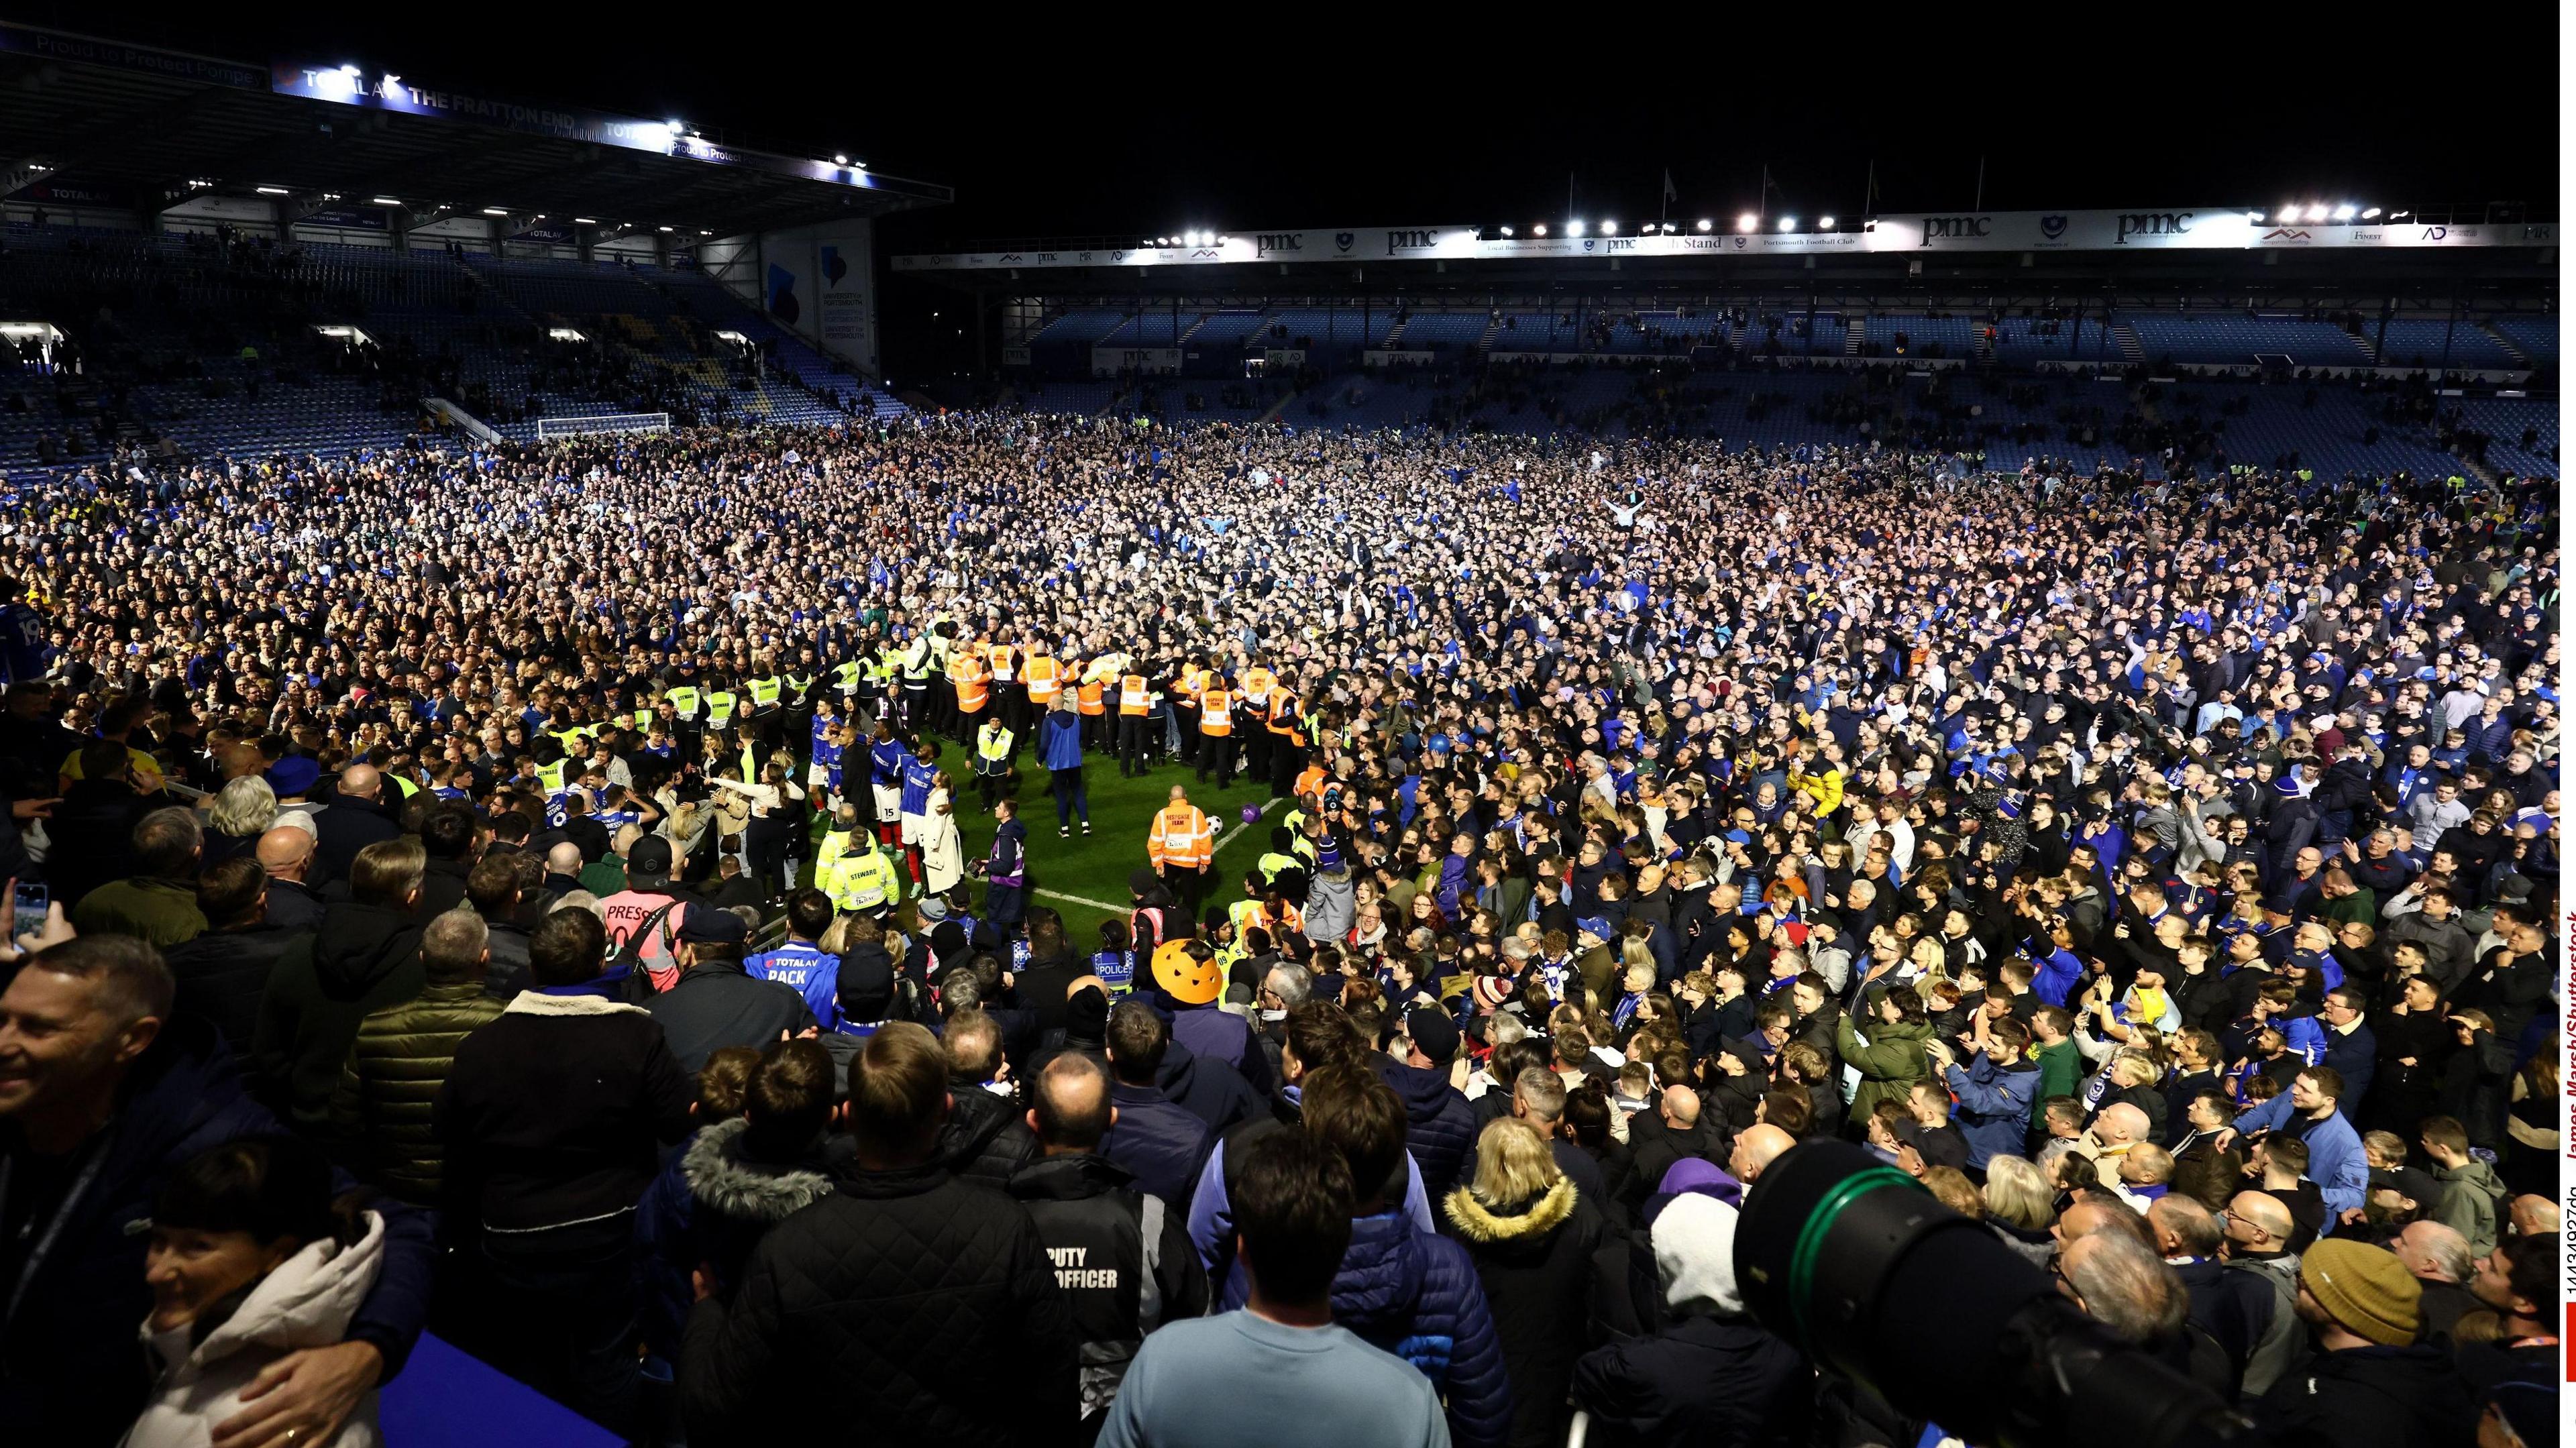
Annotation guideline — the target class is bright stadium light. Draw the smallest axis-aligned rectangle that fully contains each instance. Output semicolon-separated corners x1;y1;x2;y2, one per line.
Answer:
1817;215;1835;229
1737;213;1758;233
833;154;849;166
2247;211;2265;223
1601;220;1617;234
1533;223;1547;236
2304;203;2329;221
1498;225;1513;237
256;186;289;196
657;225;674;233
574;217;596;225
2390;209;2410;218
482;207;509;216
372;197;401;207
2281;203;2302;223
2332;204;2357;220
1777;216;1796;231
1568;220;1585;236
1697;218;1713;231
667;119;684;131
2361;207;2381;219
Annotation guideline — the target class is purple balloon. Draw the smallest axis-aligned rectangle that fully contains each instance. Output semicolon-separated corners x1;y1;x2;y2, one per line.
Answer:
1240;804;1263;825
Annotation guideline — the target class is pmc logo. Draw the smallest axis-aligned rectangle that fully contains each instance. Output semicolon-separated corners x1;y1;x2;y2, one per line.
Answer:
1919;215;1991;245
1256;233;1302;255
1385;229;1437;254
2114;211;2193;243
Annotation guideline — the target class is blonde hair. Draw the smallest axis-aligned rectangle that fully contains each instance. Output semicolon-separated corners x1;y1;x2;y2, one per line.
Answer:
1982;1155;2053;1231
1469;1115;1564;1208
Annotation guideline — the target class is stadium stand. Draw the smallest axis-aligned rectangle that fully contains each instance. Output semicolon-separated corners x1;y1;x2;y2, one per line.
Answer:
2123;312;2375;366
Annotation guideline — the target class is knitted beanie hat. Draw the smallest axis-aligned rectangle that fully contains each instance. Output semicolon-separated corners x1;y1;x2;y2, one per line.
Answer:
2300;1238;2422;1347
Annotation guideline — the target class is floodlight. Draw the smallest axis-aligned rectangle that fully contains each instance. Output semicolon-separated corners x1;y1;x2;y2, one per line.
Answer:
2332;204;2357;221
1499;226;1513;237
2361;207;2380;219
1533;223;1548;236
1818;215;1835;229
2304;204;2329;221
1601;221;1617;234
1737;213;1758;232
834;154;849;166
1568;221;1585;236
482;207;509;216
256;186;289;196
1778;217;1796;231
1698;218;1713;231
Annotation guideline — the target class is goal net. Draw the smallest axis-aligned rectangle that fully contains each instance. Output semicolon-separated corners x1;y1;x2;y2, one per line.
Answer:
534;412;672;441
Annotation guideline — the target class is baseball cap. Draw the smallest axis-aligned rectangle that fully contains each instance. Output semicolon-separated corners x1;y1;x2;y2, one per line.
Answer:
626;836;676;876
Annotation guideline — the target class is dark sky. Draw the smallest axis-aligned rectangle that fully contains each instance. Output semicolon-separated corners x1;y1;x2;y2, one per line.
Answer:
42;7;2564;252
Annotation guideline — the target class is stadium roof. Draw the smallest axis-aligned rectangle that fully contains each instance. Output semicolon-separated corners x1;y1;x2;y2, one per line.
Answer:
0;23;950;239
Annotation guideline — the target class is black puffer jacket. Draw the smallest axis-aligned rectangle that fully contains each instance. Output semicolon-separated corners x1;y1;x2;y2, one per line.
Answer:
1444;1177;1607;1448
680;1160;1079;1446
1379;1056;1477;1200
164;921;305;1071
939;1084;1039;1189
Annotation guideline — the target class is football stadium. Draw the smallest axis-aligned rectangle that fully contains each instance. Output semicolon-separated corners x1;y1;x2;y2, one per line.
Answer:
0;17;2560;1448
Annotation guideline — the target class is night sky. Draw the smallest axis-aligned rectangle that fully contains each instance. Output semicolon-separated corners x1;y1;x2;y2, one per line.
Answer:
35;8;2563;379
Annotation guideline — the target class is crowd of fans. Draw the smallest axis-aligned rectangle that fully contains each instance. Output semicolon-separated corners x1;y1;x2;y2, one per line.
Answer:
0;410;2557;1447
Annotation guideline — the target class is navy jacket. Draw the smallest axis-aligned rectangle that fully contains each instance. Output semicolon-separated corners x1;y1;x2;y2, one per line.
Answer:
0;1018;433;1445
1375;1056;1477;1201
1570;1314;1813;1448
1100;1079;1212;1215
1334;1210;1513;1448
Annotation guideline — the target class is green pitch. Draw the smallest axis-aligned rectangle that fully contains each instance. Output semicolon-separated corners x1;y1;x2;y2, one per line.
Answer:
826;742;1289;949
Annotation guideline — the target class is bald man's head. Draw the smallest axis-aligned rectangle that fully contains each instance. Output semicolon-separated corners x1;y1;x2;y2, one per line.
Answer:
2093;1103;2150;1148
2392;1221;2473;1284
547;842;584;876
339;763;381;801
1169;785;1189;803
2224;1191;2294;1254
256;825;315;881
1660;1084;1701;1128
1028;1053;1114;1154
1731;1123;1794;1182
2509;1194;2559;1240
2147;1196;2221;1260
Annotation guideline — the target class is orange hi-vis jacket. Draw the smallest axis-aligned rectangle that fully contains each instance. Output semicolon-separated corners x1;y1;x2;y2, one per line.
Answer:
1078;675;1108;715
1025;654;1063;704
1118;674;1150;716
1240;665;1275;707
1264;691;1303;738
956;653;992;713
1148;803;1214;869
1199;688;1233;736
989;643;1016;683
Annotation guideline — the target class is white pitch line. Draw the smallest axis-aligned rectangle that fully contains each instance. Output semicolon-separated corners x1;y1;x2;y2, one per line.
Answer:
1035;888;1130;913
1214;795;1284;854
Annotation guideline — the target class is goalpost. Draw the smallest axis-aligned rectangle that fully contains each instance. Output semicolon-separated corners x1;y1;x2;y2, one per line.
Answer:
533;412;673;441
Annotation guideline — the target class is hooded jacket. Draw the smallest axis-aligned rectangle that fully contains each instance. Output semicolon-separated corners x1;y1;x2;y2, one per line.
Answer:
1152;1035;1264;1135
119;1215;389;1448
1833;1013;1935;1128
1100;1078;1212;1214
1568;1193;1810;1448
250;901;425;1134
1377;1056;1477;1201
1303;868;1356;944
164;922;305;1072
1444;1178;1605;1448
2429;1156;2506;1256
1333;1209;1513;1448
635;1117;847;1363
0;1019;432;1447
